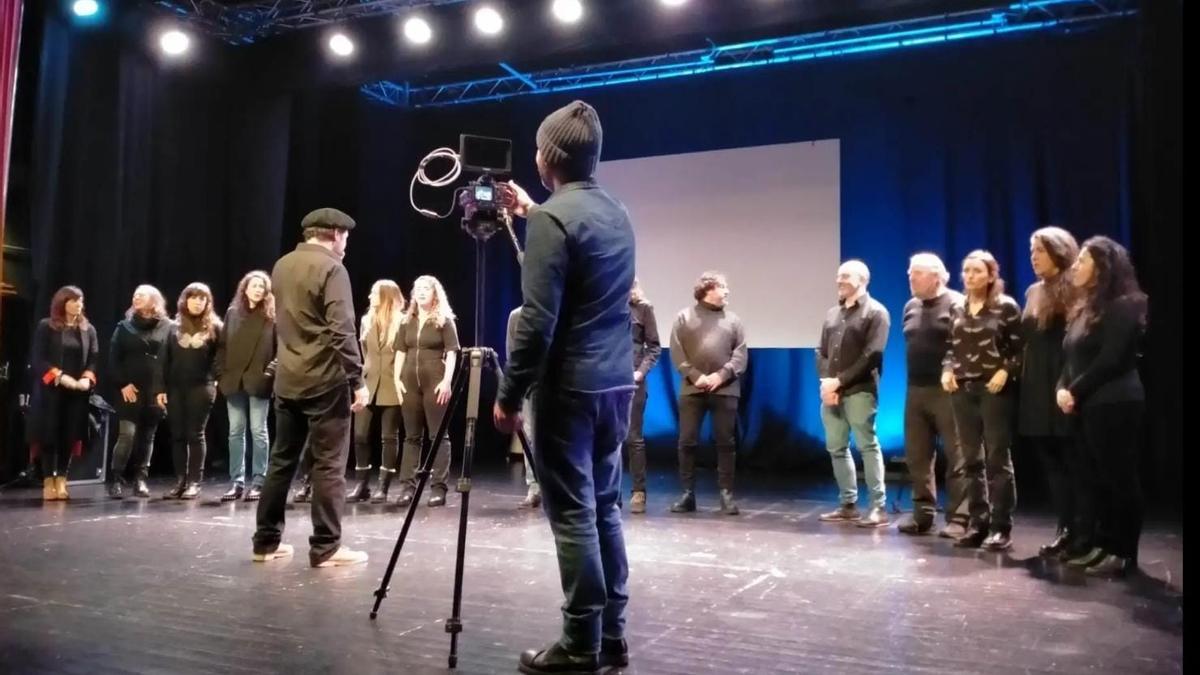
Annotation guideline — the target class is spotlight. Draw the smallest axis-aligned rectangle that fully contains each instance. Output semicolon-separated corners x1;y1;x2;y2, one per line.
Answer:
551;0;583;24
474;6;504;36
159;30;190;56
660;0;688;6
328;32;355;57
403;17;433;45
72;0;99;17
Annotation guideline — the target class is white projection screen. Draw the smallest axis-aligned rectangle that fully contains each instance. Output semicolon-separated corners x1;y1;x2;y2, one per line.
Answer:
596;139;840;348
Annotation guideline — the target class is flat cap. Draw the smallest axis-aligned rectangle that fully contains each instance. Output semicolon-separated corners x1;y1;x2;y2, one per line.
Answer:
301;207;356;231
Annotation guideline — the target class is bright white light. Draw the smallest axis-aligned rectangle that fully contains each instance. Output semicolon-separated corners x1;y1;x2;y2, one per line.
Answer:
660;0;688;6
552;0;583;24
403;17;433;44
159;30;190;56
474;6;504;35
72;0;99;17
328;33;355;57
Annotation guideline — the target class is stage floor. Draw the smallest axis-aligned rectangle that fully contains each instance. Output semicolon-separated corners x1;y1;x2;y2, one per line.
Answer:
0;466;1183;674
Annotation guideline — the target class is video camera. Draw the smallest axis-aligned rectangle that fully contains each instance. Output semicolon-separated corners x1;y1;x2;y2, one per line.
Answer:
458;134;512;239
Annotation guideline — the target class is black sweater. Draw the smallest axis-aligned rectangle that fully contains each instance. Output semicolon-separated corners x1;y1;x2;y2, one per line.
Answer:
155;322;221;393
1060;295;1146;408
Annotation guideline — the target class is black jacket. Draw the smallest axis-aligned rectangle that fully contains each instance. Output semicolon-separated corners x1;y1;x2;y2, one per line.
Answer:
215;305;277;398
498;181;636;411
27;318;99;444
271;242;364;399
1060;296;1146;408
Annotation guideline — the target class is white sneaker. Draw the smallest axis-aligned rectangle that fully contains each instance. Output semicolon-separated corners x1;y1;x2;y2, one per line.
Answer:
314;546;369;568
252;543;294;562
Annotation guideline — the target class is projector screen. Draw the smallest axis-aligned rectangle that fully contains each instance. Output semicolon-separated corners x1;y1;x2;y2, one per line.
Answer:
597;139;840;348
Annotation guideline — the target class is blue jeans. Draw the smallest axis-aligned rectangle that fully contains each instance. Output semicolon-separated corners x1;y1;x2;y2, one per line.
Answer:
533;387;634;654
820;391;886;509
226;392;271;486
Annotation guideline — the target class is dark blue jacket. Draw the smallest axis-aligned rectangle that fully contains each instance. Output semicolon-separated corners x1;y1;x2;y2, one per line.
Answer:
497;180;636;410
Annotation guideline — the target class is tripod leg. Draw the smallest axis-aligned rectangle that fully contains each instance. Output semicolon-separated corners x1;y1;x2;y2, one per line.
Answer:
370;358;470;620
446;348;486;668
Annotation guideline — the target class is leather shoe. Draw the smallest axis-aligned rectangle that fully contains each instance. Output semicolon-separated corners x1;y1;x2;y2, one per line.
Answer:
517;643;598;675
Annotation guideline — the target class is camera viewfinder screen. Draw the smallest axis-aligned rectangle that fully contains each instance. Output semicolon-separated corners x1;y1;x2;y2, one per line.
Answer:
474;185;494;201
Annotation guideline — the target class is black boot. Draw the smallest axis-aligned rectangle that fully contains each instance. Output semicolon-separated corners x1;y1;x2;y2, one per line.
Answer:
181;482;201;500
221;483;245;502
371;471;393;504
293;480;312;503
133;465;151;498
346;470;371;502
599;637;629;669
163;478;186;500
518;643;598;675
394;485;415;507
107;479;125;500
670;490;696;513
1039;528;1072;557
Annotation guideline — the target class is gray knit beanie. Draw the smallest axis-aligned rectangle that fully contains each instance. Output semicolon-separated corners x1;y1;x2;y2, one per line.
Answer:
536;100;602;179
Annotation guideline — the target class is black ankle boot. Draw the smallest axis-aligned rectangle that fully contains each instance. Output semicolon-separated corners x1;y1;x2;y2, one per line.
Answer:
518;643;598;675
670;490;696;513
371;472;393;503
719;489;740;516
181;482;201;500
346;470;371;502
599;637;629;668
163;479;186;500
107;479;125;499
1039;528;1072;557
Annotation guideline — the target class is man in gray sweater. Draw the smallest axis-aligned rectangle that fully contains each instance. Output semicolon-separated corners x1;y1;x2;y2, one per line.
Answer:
669;271;748;515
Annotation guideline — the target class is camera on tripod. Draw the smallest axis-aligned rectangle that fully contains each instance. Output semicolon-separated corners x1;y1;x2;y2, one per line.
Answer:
458;134;513;239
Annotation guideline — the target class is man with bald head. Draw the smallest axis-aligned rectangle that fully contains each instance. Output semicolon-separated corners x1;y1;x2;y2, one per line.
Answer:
816;259;892;528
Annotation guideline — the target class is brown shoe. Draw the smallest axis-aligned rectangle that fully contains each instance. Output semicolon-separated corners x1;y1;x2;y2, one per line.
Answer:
818;503;861;522
630;491;647;514
54;476;69;501
856;506;890;528
43;477;58;501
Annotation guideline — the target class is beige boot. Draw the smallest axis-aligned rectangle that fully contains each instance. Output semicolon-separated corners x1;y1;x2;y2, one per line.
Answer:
43;477;58;501
55;476;70;501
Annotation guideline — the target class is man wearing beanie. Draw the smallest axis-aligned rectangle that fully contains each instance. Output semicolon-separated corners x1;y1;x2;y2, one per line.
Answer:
494;100;637;674
252;207;371;568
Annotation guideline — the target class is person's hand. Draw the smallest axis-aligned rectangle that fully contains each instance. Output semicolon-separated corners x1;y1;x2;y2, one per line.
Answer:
352;386;369;413
121;384;139;403
693;374;713;391
986;369;1009;394
1056;388;1075;414
941;371;958;393
633;371;644;384
58;374;79;390
820;389;840;407
435;379;452;406
493;402;522;434
500;181;536;218
820;378;840;395
396;379;406;397
156;393;168;409
75;376;93;392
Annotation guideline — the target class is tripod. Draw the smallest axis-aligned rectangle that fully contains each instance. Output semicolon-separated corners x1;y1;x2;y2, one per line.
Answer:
369;213;534;669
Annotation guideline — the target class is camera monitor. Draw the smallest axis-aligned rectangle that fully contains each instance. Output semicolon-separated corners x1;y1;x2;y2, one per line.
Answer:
459;134;512;175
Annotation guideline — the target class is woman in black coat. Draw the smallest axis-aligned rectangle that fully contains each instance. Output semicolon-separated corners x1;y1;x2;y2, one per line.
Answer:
107;285;172;499
28;286;99;501
1057;236;1148;577
1019;226;1079;557
214;271;276;502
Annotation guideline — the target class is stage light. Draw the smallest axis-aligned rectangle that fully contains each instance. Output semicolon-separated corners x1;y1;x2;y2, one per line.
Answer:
329;32;355;57
474;6;504;36
72;0;99;17
552;0;583;24
404;17;433;45
159;30;190;56
660;0;688;7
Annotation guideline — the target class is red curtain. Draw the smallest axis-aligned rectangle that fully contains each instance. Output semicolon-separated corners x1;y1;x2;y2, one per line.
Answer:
0;0;22;305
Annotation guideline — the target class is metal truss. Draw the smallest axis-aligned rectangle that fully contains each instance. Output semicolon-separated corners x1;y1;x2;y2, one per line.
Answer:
150;0;469;45
361;0;1138;108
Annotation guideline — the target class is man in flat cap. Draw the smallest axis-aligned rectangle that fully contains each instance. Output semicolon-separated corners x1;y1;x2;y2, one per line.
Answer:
252;207;370;568
494;100;637;673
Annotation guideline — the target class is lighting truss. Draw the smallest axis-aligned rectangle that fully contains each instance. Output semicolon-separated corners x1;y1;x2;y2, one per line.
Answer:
361;0;1137;108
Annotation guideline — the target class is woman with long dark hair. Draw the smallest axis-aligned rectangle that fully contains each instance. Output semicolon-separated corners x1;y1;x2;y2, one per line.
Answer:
1057;236;1148;576
1020;227;1080;557
107;285;172;499
347;279;406;503
943;250;1023;550
394;275;459;507
155;283;222;500
27;286;99;501
215;271;276;502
